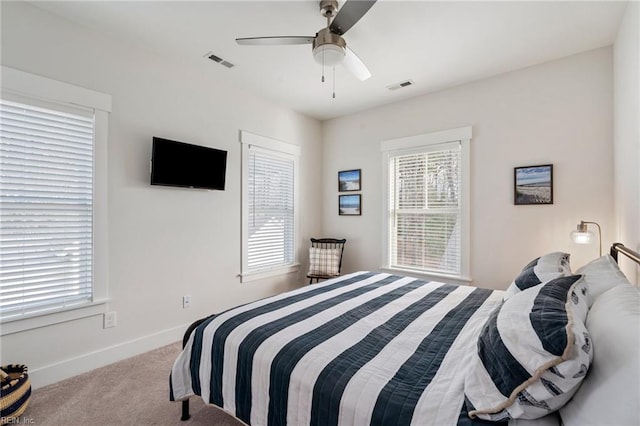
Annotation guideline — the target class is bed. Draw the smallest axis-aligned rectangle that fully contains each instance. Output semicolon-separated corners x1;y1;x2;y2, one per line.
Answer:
170;243;640;426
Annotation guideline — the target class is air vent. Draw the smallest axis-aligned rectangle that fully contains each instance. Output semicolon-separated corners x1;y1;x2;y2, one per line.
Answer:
386;80;414;91
204;51;235;69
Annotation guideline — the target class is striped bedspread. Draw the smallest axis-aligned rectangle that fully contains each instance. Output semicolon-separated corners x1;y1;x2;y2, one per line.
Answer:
170;271;504;426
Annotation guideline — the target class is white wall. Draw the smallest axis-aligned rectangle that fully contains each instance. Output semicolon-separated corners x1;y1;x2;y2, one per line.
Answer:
1;0;634;389
614;1;640;284
0;2;322;388
322;48;614;289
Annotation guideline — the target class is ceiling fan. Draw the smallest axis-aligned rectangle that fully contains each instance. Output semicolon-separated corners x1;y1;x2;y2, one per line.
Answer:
236;0;376;81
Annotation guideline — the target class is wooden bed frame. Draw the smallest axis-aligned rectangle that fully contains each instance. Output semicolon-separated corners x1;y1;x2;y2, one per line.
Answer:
178;242;640;422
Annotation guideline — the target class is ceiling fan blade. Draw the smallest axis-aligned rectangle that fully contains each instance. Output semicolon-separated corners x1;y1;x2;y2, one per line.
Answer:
236;36;315;46
343;47;371;81
329;0;377;35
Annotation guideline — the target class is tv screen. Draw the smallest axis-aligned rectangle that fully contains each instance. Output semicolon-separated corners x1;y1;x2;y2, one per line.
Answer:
150;137;227;190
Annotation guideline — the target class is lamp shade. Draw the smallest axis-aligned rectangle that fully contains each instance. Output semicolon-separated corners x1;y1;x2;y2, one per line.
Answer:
570;220;602;256
571;229;594;244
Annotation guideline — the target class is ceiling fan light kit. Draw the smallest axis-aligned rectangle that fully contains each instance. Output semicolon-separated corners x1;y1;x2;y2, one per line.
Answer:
312;29;346;66
235;0;376;88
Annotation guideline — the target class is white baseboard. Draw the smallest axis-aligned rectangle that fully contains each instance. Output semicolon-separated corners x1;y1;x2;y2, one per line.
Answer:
29;323;191;389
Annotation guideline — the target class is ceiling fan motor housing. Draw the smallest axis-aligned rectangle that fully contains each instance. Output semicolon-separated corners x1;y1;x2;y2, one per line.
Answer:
312;28;346;65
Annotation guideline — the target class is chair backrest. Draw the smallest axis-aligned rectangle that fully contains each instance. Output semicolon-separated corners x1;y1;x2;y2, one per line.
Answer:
310;238;347;273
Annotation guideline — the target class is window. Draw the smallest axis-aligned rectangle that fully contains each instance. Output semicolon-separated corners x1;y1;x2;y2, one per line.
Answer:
1;66;110;334
381;127;471;281
240;130;299;282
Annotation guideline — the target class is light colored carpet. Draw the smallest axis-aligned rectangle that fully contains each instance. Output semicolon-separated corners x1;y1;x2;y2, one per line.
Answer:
21;341;245;425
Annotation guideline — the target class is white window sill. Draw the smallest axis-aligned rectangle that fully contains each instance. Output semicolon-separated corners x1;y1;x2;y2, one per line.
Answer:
240;263;300;283
0;300;108;336
380;266;472;286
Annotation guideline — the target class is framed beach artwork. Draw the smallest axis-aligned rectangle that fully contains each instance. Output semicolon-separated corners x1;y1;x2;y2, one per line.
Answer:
338;169;361;192
514;164;553;205
339;194;361;216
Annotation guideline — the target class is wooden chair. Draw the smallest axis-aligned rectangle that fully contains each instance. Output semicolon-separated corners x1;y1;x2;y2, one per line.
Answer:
306;238;347;284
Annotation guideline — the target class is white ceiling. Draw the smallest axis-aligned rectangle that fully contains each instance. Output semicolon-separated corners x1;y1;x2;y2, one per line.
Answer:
29;0;627;121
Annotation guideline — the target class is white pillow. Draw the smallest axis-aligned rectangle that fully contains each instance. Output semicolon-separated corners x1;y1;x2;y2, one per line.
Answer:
465;275;591;421
504;252;572;300
308;247;341;276
559;284;640;426
575;254;631;307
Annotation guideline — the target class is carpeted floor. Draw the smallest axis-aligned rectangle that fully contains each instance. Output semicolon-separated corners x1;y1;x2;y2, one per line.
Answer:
19;342;245;425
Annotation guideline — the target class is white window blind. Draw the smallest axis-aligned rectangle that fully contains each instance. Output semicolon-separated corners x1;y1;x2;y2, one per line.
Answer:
246;147;295;273
0;99;95;320
388;141;462;275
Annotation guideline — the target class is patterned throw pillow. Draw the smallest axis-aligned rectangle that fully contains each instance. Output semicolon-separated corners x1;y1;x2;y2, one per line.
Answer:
308;247;341;276
465;275;592;421
503;252;571;300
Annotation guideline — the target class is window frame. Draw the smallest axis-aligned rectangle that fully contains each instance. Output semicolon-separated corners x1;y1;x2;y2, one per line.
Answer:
240;130;300;283
0;66;111;335
380;126;472;283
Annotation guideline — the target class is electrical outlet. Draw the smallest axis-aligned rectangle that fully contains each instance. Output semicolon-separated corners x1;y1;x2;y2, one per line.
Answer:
103;311;117;328
182;295;191;309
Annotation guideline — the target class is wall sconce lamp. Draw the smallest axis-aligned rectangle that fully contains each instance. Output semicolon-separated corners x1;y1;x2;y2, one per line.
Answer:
570;220;602;256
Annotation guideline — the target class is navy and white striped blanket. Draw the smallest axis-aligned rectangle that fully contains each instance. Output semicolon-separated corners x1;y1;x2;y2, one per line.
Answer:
170;271;504;426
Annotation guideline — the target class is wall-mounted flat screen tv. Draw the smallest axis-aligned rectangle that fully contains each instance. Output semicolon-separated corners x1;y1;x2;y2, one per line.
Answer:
150;137;227;190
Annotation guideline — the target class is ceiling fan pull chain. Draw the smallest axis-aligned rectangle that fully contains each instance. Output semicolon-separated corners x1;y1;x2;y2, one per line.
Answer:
322;48;325;82
333;66;336;99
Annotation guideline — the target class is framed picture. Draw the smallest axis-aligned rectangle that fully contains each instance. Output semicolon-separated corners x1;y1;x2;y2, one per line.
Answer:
338;169;361;192
339;194;361;216
514;164;553;205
